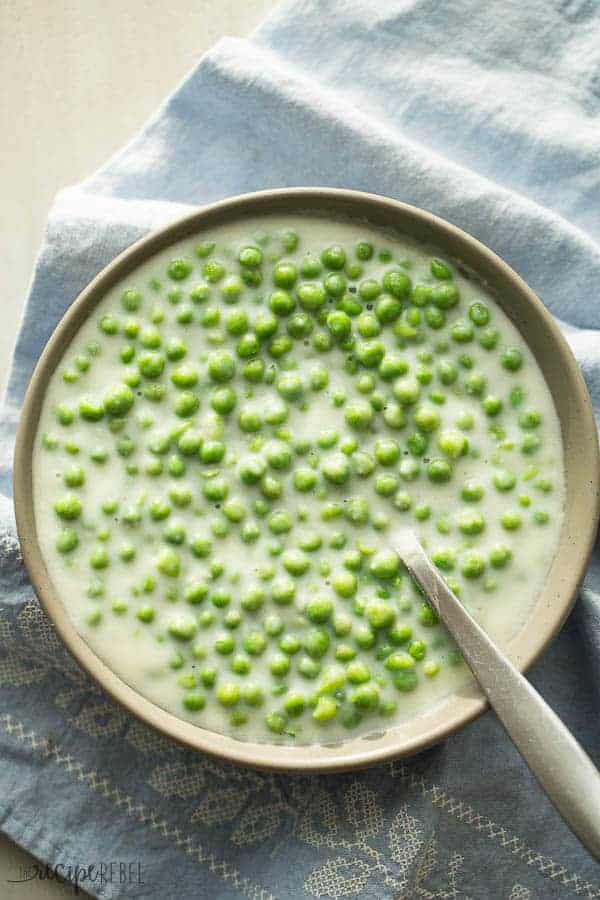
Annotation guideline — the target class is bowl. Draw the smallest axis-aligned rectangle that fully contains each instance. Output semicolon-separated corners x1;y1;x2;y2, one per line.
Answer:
13;187;600;772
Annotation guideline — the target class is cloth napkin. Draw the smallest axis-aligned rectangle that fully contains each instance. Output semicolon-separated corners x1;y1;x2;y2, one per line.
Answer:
1;1;600;897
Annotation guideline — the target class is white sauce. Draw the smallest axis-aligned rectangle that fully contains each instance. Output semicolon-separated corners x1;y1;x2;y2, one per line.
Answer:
33;214;565;744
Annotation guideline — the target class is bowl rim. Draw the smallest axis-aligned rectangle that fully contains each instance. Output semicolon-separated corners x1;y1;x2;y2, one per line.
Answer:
13;186;600;772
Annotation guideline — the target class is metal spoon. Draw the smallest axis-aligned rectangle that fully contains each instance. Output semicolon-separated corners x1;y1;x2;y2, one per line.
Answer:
392;528;600;860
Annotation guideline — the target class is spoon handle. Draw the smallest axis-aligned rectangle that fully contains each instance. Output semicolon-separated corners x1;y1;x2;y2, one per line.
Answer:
393;531;600;860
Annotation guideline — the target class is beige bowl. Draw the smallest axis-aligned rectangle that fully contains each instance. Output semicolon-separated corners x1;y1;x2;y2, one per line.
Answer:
13;188;600;772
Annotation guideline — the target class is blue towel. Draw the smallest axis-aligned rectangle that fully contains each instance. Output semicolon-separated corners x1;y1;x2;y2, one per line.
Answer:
1;1;599;897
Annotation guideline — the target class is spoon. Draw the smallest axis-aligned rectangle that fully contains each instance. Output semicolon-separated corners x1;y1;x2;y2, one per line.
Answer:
392;528;600;860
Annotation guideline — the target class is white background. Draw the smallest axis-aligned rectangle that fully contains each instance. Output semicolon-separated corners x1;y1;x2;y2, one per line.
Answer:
0;0;274;894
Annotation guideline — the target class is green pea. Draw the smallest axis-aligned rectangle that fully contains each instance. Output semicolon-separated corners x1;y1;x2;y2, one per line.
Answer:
304;628;330;658
324;273;346;297
316;429;339;450
165;257;192;281
489;545;513;568
357;279;380;302
265;711;287;734
356;312;381;338
355;241;374;261
502;347;523;371
166;612;197;641
382;268;411;298
237;245;262;268
391;670;417;692
99;314;119;336
156;549;181;578
306;597;334;624
269;334;293;358
308;365;329;391
482;395;503;417
54;495;82;521
336;295;362;317
461;481;484;502
136;351;164;381
321;244;346;270
431;283;460;309
373;473;397;496
344;400;374;430
493;468;516;491
430;258;452;280
182;692;206;712
56;528;79;553
293;467;317;492
451;320;474;343
462;372;485;398
239;683;264;708
425;306;445;329
210;386;237;415
55;402;76;426
437;429;467;458
207;350;235;383
169;364;198;389
267;509;292;534
460;552;486;579
183;581;208;605
506;387;524;411
521;434;541;455
274;374;302;402
282;550;310;577
393;376;421;406
296;252;320;278
369;550;399;581
175;303;194;324
261;475;282;500
326;310;352;341
173;391;199;417
355;339;385;368
322;453;350;485
406;433;426;458
501;510;522;530
63;464;85;488
79;397;105;422
519;409;541;430
468;301;489;326
216;683;240;707
427;458;453;483
384;650;415;672
284;694;307;717
297;281;327;311
119;344;136;365
373;295;402;328
203;478;229;503
350;683;379;710
457;510;485;535
214;631;235;655
431;549;455;572
414;404;440;433
437;360;457;386
287;312;313;339
479;327;499;350
136;605;155;624
238;407;262;432
382;403;406;430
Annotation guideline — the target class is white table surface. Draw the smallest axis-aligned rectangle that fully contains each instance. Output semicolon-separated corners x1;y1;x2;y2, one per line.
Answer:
0;0;274;894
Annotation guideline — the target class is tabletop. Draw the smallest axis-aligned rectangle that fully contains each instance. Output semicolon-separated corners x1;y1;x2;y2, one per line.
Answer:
0;0;274;895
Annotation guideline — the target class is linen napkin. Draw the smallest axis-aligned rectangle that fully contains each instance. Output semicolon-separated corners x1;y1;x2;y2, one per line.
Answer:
1;1;599;897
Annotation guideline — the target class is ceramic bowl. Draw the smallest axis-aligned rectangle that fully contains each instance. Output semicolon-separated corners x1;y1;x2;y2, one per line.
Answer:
13;188;600;771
